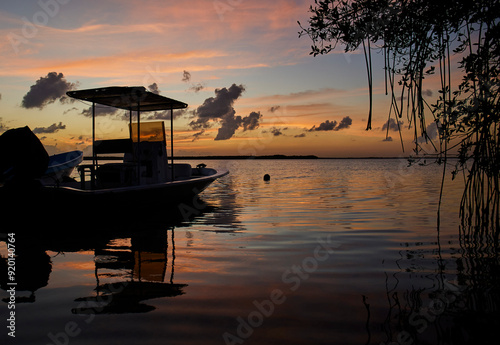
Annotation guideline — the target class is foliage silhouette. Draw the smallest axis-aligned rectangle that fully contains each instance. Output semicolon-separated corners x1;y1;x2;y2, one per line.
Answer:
299;0;500;241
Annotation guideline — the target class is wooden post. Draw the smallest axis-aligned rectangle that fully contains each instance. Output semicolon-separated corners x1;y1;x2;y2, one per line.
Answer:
170;104;174;182
137;101;141;185
91;101;96;189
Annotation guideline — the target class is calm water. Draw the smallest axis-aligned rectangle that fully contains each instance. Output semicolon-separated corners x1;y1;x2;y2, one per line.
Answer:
1;159;499;344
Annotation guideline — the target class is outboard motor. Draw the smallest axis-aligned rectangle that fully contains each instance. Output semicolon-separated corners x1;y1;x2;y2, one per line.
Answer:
0;126;49;188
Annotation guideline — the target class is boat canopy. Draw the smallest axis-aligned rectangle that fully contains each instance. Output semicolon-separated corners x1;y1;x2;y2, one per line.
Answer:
67;86;186;184
67;86;188;111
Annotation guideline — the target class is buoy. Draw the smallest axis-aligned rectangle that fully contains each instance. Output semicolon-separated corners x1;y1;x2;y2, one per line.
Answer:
263;174;270;181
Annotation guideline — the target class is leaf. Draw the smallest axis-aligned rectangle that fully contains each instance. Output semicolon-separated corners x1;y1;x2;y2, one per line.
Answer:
425;66;435;75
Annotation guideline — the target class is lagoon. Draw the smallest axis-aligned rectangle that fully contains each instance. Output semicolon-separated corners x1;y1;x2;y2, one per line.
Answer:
1;159;498;344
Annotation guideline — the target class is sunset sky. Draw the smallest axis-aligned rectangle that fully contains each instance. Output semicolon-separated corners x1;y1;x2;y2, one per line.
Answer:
0;0;440;157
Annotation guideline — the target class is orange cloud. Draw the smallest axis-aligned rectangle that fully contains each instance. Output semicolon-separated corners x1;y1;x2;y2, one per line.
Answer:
1;0;313;83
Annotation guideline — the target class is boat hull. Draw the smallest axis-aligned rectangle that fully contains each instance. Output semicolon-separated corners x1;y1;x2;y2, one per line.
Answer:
41;170;228;209
0;169;228;224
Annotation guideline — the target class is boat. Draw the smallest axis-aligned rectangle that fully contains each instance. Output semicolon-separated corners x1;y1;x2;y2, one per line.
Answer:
41;150;84;186
0;86;228;211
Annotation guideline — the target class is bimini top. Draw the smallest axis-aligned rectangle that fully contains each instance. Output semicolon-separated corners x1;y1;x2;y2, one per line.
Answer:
67;86;188;112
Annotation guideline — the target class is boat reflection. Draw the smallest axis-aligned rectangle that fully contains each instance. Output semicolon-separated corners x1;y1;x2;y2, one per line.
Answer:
0;195;236;313
72;228;187;314
0;246;52;303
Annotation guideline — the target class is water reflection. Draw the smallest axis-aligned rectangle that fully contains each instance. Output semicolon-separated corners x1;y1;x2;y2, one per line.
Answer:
72;229;187;314
1;160;499;345
0;195;237;313
192;173;244;233
0;246;51;303
372;236;500;345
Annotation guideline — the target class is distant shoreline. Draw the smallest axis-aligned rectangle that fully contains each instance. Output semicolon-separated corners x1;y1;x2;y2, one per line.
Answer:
84;154;449;161
176;155;321;160
172;155;448;160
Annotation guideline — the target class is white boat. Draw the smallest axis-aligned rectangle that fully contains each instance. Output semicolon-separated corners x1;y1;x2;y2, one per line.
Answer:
41;150;84;185
1;86;228;210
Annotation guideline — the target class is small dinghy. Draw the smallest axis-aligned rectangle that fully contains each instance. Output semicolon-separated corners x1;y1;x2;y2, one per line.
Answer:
41;150;83;185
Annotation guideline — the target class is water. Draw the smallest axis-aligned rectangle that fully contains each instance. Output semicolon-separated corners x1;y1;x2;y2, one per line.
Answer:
1;159;499;344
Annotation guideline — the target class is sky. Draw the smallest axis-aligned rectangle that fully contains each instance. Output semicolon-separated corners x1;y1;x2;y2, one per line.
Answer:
0;0;440;157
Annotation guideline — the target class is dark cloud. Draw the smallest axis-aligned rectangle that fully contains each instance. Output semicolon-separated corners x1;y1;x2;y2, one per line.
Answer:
308;117;353;132
148;83;161;95
382;118;404;132
423;89;433;97
242;111;262;131
182;70;191;83
32;122;66;134
190;118;209;131
216;114;242;140
21;72;77;109
188;84;263;140
190;84;261;140
145;110;170;120
417;122;439;143
426;122;439;140
271;127;284;136
307;117;352;133
335;116;352;130
63;107;79;115
81;105;122;117
144;109;188;121
189;83;205;93
197;84;245;119
192;130;205;142
308;120;337;132
0;117;8;133
269;106;281;113
78;82;187;120
213;111;262;140
182;70;205;92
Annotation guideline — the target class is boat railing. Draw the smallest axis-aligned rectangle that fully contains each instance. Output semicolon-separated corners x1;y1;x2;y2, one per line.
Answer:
95;139;133;156
78;138;135;189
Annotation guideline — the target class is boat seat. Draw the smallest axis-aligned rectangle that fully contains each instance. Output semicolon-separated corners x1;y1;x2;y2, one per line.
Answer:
80;139;134;189
95;163;135;188
94;139;133;154
169;164;192;179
